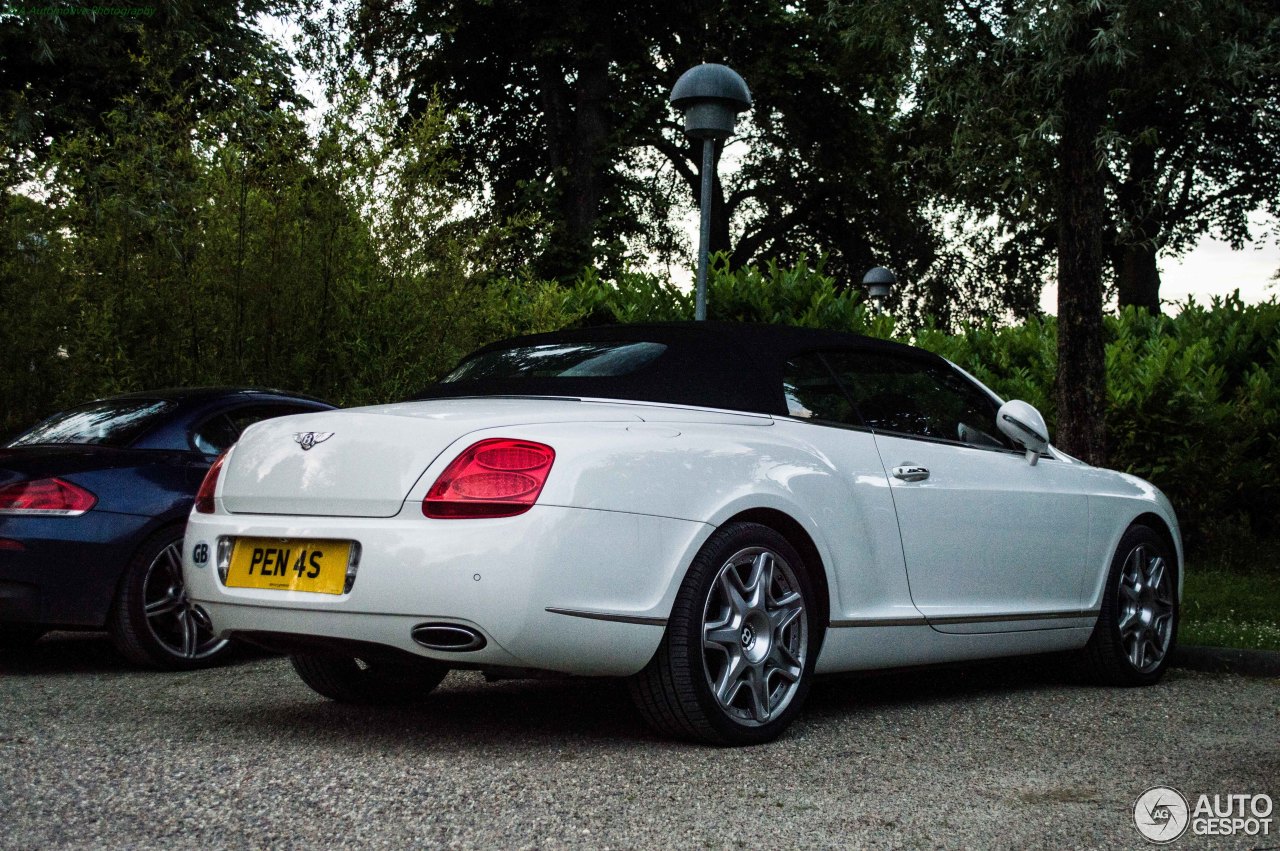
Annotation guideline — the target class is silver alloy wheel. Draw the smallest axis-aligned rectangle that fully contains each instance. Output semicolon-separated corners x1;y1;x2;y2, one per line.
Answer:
142;541;229;661
1116;543;1174;674
701;546;808;726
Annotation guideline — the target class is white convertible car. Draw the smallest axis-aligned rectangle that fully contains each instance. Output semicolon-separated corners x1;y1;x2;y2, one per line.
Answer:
183;323;1181;744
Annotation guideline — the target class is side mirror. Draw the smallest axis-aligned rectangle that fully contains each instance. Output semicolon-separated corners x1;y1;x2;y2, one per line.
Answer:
997;400;1050;466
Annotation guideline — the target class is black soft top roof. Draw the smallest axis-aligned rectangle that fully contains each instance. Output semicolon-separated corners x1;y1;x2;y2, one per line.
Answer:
415;322;946;416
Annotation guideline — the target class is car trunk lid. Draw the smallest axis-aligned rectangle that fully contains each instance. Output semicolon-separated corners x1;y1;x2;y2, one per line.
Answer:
219;398;644;517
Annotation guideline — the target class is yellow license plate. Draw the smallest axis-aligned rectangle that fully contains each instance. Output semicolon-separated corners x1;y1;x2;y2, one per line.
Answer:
226;538;352;595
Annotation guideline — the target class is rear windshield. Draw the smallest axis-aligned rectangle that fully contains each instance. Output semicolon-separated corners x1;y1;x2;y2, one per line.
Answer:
8;399;175;448
443;341;667;382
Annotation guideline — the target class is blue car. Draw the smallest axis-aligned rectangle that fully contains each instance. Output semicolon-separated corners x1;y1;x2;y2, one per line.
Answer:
0;388;333;668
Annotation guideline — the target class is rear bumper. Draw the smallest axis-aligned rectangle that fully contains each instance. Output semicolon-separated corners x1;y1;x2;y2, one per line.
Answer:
183;504;710;677
0;511;154;627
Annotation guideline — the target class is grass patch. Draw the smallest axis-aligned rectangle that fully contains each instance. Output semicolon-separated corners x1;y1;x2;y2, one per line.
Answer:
1180;561;1280;652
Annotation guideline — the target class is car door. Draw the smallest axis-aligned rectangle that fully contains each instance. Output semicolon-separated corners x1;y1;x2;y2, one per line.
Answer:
779;353;917;627
821;349;1092;632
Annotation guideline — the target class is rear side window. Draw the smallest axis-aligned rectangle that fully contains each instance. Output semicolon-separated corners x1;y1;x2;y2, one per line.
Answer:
443;342;667;382
191;404;317;455
782;354;857;424
192;415;239;455
822;351;1008;448
8;400;174;448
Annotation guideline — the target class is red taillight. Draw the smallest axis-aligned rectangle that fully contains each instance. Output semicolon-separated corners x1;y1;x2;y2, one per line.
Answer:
194;452;227;514
423;438;555;519
0;478;97;516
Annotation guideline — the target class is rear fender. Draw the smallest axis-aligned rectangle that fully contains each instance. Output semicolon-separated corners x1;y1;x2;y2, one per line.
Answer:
414;420;899;626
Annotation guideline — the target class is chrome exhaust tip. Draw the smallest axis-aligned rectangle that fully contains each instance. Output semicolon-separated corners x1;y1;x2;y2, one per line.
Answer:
411;623;487;652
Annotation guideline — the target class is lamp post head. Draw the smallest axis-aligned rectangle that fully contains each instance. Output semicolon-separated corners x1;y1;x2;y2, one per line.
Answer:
862;266;895;312
670;64;752;140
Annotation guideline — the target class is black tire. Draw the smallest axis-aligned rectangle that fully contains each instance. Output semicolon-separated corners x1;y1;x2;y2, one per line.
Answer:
109;526;233;670
290;653;449;704
1083;524;1178;686
628;521;821;745
0;626;46;652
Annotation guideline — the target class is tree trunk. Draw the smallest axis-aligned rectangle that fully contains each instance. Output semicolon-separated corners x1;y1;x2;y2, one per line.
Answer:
562;49;610;273
1114;139;1162;313
1116;241;1161;313
1054;29;1109;467
535;50;610;281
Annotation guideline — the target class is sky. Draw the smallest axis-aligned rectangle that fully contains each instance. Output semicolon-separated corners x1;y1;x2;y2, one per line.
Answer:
1135;229;1277;308
1040;222;1278;315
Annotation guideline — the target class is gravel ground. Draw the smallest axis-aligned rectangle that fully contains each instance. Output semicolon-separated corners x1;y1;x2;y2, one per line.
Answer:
1;633;1277;850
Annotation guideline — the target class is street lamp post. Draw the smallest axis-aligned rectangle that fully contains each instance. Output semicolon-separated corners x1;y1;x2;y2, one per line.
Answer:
669;64;752;321
863;266;896;315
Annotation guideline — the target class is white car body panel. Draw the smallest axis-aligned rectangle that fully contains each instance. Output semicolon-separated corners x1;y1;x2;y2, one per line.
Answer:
873;432;1093;630
186;382;1182;680
1082;470;1184;606
186;502;706;676
436;416;917;627
814;625;1095;674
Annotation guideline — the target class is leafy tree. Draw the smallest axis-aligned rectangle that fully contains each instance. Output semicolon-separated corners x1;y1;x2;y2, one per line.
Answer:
305;0;671;279
645;2;940;301
1103;1;1279;311
303;0;991;315
834;0;1279;463
833;0;1102;461
839;0;1279;312
0;0;300;186
0;190;74;430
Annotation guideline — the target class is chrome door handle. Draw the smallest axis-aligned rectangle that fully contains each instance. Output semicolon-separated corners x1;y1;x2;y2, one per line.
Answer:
892;465;930;482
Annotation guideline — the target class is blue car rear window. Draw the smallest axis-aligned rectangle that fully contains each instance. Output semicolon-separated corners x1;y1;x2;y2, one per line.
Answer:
8;400;175;448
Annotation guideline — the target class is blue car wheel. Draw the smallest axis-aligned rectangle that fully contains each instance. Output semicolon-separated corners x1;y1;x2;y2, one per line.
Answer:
109;527;231;669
